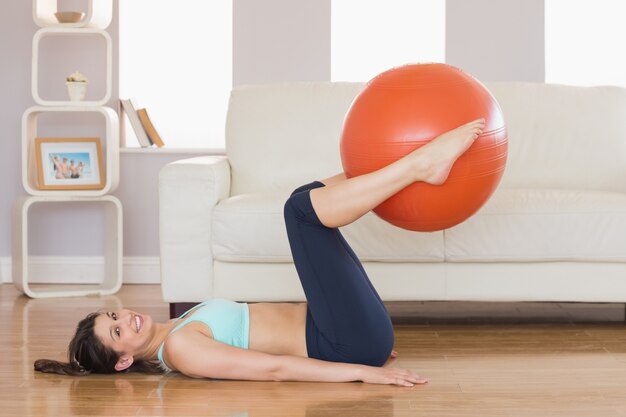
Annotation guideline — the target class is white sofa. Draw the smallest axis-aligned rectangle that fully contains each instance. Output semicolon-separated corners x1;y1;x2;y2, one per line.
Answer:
159;81;626;309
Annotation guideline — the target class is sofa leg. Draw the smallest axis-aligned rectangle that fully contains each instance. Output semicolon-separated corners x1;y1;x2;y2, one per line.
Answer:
169;302;200;319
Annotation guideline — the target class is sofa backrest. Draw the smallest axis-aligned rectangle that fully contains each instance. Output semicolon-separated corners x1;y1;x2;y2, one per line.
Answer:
226;82;363;195
226;81;626;195
487;82;626;193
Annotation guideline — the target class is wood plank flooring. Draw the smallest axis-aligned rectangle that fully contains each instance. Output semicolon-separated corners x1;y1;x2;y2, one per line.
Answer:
2;284;626;416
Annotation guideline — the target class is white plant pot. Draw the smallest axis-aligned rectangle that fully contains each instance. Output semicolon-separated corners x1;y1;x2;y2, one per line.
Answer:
66;82;88;101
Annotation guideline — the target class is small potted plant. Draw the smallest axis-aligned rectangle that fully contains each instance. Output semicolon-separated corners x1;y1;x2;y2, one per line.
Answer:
65;71;88;101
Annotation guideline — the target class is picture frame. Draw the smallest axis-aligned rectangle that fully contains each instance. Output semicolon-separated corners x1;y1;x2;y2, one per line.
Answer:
35;137;105;190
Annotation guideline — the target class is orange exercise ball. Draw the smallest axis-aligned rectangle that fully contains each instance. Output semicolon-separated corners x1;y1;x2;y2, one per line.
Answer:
340;63;508;232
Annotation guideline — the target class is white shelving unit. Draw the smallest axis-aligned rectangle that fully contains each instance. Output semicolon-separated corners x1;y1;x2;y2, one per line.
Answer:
22;106;119;196
13;196;123;298
33;0;113;29
13;0;122;298
32;27;112;106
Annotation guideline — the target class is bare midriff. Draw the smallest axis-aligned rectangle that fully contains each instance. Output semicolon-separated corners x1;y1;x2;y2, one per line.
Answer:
248;302;308;357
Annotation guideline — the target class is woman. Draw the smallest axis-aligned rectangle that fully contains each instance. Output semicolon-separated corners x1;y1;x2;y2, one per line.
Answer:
35;118;485;386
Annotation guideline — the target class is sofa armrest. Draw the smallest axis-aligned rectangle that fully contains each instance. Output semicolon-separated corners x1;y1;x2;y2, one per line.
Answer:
159;156;231;302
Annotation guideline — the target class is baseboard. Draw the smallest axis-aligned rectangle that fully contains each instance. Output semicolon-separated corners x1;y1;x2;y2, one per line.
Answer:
122;257;162;284
0;256;160;284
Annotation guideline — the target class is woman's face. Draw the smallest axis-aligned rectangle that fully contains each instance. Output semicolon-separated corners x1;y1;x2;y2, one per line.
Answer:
93;309;154;357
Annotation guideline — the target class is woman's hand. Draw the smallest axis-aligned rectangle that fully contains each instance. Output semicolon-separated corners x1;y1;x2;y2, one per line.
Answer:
359;365;429;387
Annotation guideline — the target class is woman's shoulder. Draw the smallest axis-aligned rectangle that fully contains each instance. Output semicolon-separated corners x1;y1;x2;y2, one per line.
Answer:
163;322;215;354
161;323;217;376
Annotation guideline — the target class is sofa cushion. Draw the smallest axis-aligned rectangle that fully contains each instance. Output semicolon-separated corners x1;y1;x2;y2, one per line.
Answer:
212;192;444;263
446;188;626;262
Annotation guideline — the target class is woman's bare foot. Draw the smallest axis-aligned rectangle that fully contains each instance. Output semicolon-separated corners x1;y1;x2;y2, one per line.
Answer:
411;118;485;185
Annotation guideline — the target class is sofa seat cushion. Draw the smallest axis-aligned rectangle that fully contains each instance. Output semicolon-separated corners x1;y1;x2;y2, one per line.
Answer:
446;188;626;262
212;192;444;263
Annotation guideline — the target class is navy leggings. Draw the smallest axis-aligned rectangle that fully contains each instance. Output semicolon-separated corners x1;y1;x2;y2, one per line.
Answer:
284;181;394;367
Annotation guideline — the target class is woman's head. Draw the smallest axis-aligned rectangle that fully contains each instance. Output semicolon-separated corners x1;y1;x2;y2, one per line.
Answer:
34;310;164;376
35;312;117;375
92;309;157;371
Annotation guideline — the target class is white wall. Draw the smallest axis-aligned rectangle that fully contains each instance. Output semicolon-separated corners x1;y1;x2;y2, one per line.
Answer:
0;0;545;280
1;2;39;258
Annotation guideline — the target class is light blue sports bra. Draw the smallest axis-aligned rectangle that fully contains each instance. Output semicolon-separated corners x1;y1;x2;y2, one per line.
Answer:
157;299;250;370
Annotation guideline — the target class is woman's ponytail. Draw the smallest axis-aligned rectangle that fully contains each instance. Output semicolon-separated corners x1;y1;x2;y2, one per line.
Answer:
34;358;90;376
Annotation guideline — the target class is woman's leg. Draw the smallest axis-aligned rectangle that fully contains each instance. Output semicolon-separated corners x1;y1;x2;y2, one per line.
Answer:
285;184;393;366
311;118;485;228
284;119;484;366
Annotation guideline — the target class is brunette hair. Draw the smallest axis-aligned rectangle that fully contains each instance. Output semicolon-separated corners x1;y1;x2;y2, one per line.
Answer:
34;312;165;376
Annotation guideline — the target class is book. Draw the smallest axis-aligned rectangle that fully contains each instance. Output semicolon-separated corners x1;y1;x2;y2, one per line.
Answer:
137;108;165;148
120;98;152;147
118;100;126;147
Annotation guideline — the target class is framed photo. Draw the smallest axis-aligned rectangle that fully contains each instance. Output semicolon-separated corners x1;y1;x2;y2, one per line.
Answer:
35;137;105;190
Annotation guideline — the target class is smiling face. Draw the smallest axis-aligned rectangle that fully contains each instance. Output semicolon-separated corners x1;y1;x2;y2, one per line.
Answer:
93;309;154;360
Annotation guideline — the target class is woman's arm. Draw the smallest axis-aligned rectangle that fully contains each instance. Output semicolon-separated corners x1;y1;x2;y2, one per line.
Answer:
274;354;427;387
164;330;427;386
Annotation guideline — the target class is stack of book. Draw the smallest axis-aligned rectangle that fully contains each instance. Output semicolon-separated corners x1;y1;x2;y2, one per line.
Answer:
120;98;165;148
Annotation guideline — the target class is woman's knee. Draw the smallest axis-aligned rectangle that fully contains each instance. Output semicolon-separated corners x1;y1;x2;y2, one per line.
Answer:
285;183;315;219
284;191;324;228
283;195;303;222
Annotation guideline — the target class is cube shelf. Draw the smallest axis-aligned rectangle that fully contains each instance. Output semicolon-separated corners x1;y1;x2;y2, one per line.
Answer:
12;195;123;298
22;106;120;196
33;0;113;29
32;27;112;106
15;0;122;299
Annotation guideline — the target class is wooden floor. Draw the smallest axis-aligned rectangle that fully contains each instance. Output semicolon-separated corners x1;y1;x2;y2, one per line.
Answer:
3;284;626;417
